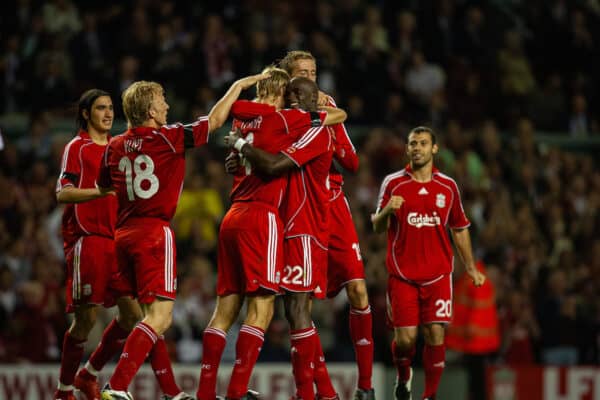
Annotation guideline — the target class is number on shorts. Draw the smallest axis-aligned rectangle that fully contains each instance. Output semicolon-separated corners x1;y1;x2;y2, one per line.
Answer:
351;242;362;261
239;133;254;175
282;265;303;285
118;154;159;201
435;299;451;318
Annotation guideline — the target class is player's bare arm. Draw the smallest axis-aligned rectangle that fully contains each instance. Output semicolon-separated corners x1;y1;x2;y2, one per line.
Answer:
56;186;113;203
207;73;271;131
317;90;329;106
371;195;404;233
319;106;347;125
451;228;486;287
224;128;295;176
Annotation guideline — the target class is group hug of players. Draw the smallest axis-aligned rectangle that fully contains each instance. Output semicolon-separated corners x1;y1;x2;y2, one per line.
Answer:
54;50;485;400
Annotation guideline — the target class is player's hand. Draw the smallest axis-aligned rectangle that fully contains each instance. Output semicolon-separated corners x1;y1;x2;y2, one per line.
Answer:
225;152;240;174
385;195;404;213
224;128;242;147
466;267;486;287
235;72;271;90
318;91;329;107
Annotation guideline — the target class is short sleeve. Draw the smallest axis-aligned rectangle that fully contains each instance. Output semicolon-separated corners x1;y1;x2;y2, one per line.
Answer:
56;140;81;192
448;181;470;229
231;100;276;120
281;126;330;167
375;177;392;214
279;109;326;135
163;117;210;152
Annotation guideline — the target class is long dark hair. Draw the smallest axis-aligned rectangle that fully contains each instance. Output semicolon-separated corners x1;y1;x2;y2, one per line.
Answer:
76;89;110;131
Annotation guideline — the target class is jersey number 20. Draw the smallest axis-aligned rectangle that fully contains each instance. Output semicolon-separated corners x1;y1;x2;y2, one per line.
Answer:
118;155;159;201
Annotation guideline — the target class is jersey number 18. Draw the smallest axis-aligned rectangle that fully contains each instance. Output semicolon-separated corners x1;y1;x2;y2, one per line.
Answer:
118;155;159;200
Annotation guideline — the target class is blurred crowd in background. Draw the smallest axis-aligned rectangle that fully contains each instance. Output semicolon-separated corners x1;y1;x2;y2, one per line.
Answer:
0;0;599;369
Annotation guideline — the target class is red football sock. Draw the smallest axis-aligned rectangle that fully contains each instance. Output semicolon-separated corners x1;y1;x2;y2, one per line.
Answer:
150;336;181;396
349;305;374;390
88;318;129;371
109;322;157;391
196;327;227;400
290;327;316;400
226;325;265;398
58;331;86;388
313;330;337;398
392;340;415;383
422;344;445;398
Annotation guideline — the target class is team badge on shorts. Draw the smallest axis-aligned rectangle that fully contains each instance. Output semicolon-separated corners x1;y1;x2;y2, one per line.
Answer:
436;193;446;208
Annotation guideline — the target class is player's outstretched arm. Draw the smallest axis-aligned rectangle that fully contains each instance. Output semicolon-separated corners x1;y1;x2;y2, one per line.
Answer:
319;106;347;125
224;128;294;176
56;186;112;203
371;195;404;233
451;228;486;287
207;73;271;132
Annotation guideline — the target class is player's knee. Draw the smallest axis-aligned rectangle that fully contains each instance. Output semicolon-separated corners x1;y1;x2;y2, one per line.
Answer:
394;331;417;350
117;312;141;332
246;297;275;329
72;309;97;337
346;281;369;308
422;323;445;345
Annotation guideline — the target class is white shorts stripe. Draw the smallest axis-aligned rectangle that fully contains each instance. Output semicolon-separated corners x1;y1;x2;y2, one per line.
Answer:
73;237;83;300
163;227;174;292
267;212;277;283
302;236;312;287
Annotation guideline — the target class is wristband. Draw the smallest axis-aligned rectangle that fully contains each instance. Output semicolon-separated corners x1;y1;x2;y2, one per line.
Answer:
234;137;247;152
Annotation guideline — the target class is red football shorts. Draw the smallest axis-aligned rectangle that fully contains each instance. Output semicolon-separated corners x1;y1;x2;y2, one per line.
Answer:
115;218;177;304
326;194;365;297
280;235;327;299
217;202;283;296
65;235;133;313
386;274;453;328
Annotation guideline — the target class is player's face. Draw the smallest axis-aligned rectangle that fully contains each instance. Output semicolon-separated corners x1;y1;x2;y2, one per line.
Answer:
407;132;438;167
291;59;317;82
150;91;169;126
86;96;113;134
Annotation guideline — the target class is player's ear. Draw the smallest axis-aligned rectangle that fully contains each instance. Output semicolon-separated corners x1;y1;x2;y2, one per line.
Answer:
432;143;439;155
82;109;89;121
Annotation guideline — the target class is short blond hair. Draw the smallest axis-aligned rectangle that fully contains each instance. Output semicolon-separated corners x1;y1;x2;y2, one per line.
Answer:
122;81;163;127
279;50;315;75
257;66;290;99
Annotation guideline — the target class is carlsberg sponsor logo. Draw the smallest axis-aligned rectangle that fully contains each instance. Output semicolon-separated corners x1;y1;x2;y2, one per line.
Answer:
407;212;441;228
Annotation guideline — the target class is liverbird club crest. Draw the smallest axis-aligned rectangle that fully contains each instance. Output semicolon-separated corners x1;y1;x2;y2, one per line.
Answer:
436;193;446;208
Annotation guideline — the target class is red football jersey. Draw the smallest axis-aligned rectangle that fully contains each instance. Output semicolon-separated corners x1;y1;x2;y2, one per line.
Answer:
326;96;358;191
229;100;326;208
280;126;334;249
375;165;470;283
56;130;117;248
97;118;209;226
